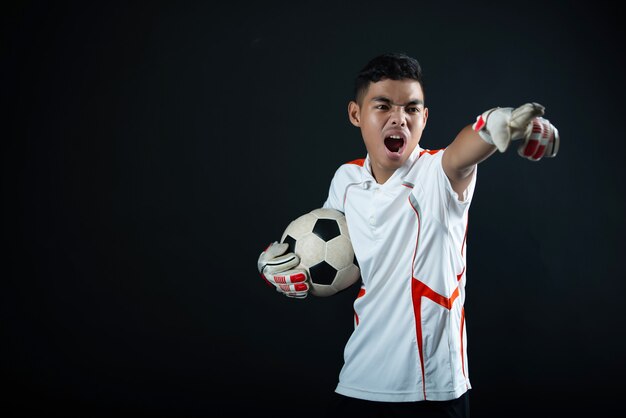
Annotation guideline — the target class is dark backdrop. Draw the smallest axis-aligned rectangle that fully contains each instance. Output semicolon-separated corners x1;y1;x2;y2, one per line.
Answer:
3;1;625;417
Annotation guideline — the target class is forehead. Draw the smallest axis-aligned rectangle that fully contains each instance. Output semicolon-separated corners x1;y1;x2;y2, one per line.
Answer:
364;78;424;102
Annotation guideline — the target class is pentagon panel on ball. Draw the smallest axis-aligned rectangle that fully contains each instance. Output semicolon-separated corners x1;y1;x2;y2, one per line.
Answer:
280;208;360;297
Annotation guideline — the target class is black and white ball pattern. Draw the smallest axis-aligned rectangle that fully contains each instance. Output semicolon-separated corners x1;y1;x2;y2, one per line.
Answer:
281;208;360;297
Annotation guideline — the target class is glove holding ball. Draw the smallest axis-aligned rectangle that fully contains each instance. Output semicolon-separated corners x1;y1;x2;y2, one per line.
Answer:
258;242;311;299
473;102;560;161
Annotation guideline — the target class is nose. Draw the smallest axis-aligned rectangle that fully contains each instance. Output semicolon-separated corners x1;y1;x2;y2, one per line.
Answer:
389;105;407;127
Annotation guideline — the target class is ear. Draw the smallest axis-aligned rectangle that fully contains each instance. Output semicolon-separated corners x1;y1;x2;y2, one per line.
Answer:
348;101;361;127
423;107;429;127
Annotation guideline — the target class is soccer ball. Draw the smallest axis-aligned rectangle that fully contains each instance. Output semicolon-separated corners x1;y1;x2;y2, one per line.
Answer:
280;208;360;297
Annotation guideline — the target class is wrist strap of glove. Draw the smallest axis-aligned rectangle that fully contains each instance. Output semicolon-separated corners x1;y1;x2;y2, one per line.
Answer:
472;107;515;152
472;108;497;146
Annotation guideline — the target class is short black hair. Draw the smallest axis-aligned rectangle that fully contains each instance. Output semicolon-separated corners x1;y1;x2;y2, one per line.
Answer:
354;52;424;104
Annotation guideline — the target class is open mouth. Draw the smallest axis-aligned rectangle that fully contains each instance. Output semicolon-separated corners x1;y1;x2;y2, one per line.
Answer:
384;135;405;153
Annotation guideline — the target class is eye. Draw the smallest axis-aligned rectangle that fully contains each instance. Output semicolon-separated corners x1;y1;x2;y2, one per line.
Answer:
375;104;390;110
406;106;421;114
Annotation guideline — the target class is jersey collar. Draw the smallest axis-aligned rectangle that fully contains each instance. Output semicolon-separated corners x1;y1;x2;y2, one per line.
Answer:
363;145;424;186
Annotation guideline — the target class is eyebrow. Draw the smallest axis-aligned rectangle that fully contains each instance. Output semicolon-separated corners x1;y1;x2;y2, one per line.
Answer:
371;96;424;106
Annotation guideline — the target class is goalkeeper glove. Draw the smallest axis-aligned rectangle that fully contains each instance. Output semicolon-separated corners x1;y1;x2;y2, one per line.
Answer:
473;102;559;161
257;242;310;299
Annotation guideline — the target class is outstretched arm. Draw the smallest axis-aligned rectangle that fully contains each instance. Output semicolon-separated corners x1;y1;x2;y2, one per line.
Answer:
442;103;559;200
442;125;496;199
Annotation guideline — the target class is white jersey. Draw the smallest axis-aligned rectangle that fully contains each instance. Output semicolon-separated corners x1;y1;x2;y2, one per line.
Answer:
322;145;476;402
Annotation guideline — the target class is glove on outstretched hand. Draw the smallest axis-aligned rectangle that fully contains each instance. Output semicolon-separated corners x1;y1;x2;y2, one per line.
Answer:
257;242;310;299
473;102;560;161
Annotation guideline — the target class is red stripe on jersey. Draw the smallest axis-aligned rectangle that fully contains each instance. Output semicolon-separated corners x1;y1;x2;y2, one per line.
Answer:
460;307;467;383
458;222;469;385
411;279;427;399
408;196;428;398
346;158;365;166
410;194;463;399
412;279;463;399
414;281;459;309
419;149;443;157
461;220;468;257
456;266;466;282
354;287;366;326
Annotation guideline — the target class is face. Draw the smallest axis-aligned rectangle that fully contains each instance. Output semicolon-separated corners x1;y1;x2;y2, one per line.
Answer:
348;78;428;184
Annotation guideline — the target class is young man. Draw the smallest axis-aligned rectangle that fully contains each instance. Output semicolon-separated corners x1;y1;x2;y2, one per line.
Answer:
257;53;559;417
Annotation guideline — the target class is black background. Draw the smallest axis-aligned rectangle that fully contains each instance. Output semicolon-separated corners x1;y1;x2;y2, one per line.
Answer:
3;1;625;417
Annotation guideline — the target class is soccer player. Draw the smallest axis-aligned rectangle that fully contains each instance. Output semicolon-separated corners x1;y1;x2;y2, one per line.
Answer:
257;52;559;418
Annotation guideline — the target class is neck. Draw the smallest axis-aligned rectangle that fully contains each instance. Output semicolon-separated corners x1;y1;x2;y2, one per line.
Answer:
371;165;394;184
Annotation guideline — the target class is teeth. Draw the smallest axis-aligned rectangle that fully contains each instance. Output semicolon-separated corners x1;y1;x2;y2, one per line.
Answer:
389;135;402;139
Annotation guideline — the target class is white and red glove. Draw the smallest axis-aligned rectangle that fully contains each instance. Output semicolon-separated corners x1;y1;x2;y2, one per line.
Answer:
257;241;310;299
472;102;559;161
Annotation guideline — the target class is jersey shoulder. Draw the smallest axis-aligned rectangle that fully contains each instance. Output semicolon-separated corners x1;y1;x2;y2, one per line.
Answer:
415;148;445;168
419;148;444;159
345;158;366;167
326;157;367;190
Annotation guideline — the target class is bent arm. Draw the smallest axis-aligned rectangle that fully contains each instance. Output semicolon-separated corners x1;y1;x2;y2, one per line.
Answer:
442;124;497;200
